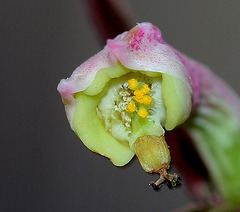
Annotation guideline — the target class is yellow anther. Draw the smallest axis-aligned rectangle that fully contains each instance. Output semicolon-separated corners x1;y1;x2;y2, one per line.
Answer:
128;78;139;90
138;107;149;118
142;95;152;105
134;97;144;104
133;90;144;102
126;101;136;113
141;84;150;94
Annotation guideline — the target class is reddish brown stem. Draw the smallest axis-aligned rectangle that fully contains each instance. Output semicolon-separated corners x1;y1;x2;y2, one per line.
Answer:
82;0;136;43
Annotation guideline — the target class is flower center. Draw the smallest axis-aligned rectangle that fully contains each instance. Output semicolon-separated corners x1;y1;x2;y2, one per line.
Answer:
96;72;166;145
126;78;152;118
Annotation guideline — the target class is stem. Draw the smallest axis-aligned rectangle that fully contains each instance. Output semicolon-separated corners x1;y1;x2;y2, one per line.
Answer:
82;0;136;43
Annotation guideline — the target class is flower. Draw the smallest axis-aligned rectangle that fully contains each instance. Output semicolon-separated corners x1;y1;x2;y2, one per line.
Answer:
57;22;240;208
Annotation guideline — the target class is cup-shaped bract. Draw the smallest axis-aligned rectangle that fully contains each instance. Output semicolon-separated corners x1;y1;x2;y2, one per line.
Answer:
57;23;192;166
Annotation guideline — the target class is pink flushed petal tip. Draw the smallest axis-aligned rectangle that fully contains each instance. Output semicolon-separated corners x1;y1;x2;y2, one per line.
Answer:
107;23;192;91
58;22;192;100
57;79;74;98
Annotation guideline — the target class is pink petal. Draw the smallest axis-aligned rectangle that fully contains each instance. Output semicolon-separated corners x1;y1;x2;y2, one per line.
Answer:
107;23;192;92
57;23;193;127
57;48;117;98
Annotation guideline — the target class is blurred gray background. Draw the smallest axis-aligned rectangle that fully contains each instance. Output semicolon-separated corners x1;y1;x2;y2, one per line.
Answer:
1;0;240;211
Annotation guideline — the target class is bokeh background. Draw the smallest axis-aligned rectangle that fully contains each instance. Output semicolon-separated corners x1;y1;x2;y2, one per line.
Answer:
1;0;240;211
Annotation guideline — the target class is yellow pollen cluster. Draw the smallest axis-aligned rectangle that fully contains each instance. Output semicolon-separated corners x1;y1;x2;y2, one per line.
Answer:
138;107;149;119
142;95;152;105
133;87;152;105
134;90;144;101
128;79;139;90
126;78;152;118
126;101;136;113
141;84;150;94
